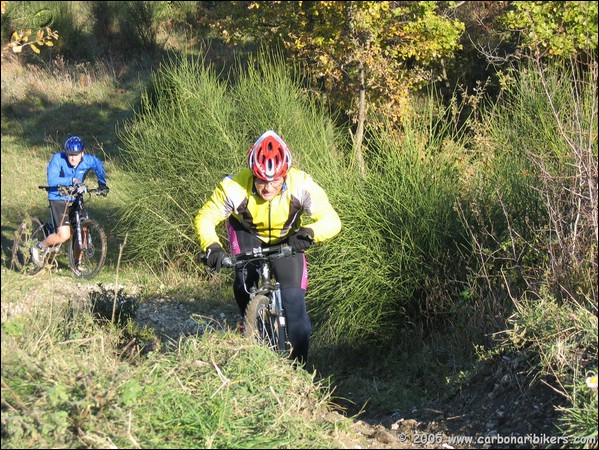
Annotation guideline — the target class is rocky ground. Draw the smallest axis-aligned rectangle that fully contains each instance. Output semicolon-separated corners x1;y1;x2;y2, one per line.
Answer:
349;358;566;449
3;277;569;449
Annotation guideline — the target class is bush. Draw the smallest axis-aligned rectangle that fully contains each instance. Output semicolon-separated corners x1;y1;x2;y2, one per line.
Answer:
461;58;598;442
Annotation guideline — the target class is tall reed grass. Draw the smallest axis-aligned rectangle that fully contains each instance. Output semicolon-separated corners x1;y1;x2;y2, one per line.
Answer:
309;98;468;351
117;53;245;270
460;58;598;442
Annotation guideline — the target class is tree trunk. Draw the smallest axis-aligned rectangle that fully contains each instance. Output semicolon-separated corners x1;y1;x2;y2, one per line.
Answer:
346;2;367;176
353;61;366;176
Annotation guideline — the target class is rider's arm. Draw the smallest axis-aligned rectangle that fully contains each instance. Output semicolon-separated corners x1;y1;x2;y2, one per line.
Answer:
297;173;341;243
78;154;107;186
90;155;107;185
194;178;234;252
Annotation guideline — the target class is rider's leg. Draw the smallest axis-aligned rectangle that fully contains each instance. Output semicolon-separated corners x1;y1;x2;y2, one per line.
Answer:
43;200;72;247
233;271;257;316
42;225;71;247
30;201;71;266
227;217;262;317
280;287;311;365
273;252;310;365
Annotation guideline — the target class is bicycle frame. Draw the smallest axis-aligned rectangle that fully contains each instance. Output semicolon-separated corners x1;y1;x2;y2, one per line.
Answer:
249;252;283;308
222;244;293;353
70;189;90;257
43;185;89;246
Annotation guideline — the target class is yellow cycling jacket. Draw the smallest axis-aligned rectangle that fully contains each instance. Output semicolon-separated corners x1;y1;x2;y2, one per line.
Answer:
194;167;341;251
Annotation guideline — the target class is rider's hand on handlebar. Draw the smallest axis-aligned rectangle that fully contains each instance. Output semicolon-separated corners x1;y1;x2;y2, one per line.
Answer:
96;184;110;197
58;184;84;196
288;228;314;253
204;243;226;272
71;178;85;194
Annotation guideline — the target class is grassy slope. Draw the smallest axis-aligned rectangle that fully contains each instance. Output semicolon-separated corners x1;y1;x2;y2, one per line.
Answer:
3;51;596;447
0;56;367;448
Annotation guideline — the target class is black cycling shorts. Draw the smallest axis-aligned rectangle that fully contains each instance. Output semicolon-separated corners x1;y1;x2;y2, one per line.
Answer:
49;200;74;229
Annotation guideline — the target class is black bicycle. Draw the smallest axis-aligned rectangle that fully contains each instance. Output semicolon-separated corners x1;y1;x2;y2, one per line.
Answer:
11;184;108;279
221;244;293;355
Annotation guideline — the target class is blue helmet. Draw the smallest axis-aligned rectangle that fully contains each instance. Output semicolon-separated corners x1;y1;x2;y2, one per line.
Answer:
64;136;85;155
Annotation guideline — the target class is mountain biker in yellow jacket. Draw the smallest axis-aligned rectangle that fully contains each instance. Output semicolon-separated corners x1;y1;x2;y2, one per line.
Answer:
194;130;341;365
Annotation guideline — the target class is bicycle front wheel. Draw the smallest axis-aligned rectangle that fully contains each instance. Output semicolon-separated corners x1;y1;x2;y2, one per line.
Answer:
11;217;45;275
244;294;289;353
68;219;107;279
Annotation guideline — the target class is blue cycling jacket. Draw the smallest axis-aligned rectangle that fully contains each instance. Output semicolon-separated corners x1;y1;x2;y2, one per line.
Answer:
46;152;107;201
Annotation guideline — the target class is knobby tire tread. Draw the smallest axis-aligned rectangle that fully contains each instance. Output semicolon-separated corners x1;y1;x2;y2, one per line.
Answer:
244;294;288;353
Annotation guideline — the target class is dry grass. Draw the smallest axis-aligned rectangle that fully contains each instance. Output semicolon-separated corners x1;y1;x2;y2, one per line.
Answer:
1;54;120;106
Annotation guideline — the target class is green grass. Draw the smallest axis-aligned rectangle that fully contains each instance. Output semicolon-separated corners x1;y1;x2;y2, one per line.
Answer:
2;41;597;448
1;282;355;448
1;54;365;449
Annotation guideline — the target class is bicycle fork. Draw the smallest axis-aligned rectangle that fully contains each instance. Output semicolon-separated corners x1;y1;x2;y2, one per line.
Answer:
73;210;90;262
273;283;286;326
272;283;288;350
259;262;287;331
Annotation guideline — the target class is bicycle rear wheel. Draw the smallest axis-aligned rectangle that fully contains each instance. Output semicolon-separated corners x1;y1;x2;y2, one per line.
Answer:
244;294;289;353
68;219;107;279
11;217;45;275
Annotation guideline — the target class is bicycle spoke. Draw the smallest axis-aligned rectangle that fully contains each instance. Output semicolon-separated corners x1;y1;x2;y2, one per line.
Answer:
245;295;287;353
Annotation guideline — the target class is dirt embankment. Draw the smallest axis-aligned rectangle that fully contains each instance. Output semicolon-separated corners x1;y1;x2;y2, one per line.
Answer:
3;277;567;449
106;282;570;449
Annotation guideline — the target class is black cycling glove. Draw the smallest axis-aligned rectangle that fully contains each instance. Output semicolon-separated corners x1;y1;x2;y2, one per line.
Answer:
205;243;226;272
97;184;110;196
288;228;314;253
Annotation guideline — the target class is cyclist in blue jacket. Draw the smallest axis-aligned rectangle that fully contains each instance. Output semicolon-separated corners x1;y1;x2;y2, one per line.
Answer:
30;136;109;267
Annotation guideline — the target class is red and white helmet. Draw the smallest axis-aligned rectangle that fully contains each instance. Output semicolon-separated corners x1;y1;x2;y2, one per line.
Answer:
247;130;292;182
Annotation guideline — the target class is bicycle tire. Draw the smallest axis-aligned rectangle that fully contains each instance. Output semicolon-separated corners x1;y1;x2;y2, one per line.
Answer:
68;219;107;279
244;294;289;353
11;217;45;275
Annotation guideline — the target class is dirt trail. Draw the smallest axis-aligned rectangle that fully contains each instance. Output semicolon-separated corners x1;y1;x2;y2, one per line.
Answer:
3;277;567;449
126;282;569;449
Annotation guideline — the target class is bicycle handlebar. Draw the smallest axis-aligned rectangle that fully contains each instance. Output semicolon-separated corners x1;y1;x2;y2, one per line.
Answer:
38;184;109;197
221;244;293;268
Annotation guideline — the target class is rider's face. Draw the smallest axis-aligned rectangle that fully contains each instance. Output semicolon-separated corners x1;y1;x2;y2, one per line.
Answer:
66;152;83;167
254;177;284;201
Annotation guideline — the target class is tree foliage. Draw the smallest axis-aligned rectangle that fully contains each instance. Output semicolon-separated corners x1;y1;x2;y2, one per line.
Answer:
1;1;59;54
209;1;465;129
501;1;598;59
